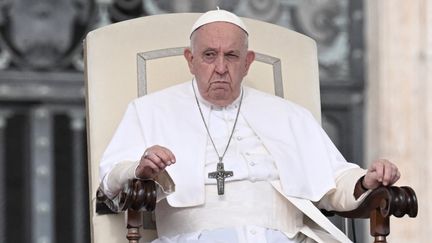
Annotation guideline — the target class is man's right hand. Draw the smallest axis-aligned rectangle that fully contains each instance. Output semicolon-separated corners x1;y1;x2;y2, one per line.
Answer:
135;145;176;179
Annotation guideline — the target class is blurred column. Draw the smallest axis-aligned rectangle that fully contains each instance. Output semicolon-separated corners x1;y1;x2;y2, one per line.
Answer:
0;111;10;243
68;110;88;243
365;0;432;242
30;107;54;243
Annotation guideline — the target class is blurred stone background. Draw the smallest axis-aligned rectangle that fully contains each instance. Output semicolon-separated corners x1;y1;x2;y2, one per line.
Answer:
0;0;428;242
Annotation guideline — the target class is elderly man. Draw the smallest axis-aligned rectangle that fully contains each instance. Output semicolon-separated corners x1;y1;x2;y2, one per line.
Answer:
99;9;400;243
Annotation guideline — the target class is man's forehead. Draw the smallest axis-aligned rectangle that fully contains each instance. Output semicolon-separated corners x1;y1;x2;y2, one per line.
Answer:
193;23;247;49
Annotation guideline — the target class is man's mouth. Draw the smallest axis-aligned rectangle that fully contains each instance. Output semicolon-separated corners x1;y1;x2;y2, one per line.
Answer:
210;80;229;84
209;81;229;91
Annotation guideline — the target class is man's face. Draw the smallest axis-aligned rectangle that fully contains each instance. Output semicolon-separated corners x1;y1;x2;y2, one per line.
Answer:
184;22;255;107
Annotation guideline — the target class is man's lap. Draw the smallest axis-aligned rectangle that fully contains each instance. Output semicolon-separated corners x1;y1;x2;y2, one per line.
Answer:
151;225;308;243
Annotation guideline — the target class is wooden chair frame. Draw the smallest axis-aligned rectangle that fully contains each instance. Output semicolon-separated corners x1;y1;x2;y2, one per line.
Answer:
97;180;417;243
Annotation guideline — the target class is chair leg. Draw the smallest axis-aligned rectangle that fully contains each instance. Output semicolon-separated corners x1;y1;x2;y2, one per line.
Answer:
374;236;387;243
127;210;142;243
370;209;389;243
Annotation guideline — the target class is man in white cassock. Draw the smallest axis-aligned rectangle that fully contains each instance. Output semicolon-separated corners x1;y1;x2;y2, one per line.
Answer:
99;9;401;243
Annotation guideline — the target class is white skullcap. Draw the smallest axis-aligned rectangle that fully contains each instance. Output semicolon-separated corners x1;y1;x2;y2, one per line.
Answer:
190;9;248;38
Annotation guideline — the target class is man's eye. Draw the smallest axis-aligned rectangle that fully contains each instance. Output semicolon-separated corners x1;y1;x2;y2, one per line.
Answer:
202;52;216;62
204;52;216;58
226;53;239;60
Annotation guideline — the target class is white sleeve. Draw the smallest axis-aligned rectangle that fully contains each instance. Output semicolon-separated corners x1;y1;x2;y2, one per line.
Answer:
98;102;146;195
101;160;139;198
99;101;176;200
317;167;370;211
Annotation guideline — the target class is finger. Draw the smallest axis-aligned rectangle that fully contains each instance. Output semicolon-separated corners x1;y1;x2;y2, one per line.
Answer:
370;161;384;183
153;149;174;166
154;146;176;164
364;170;379;189
141;146;166;169
391;169;400;185
382;164;394;186
164;148;176;164
144;159;161;174
144;151;166;169
143;145;176;169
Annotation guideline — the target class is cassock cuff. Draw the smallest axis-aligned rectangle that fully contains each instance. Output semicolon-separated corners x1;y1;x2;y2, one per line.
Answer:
152;171;176;202
102;160;176;201
317;167;371;211
337;168;372;208
102;160;139;199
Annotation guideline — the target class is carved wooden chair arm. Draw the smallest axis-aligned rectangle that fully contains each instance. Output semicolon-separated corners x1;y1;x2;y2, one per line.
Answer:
96;179;157;243
96;179;157;213
321;185;418;243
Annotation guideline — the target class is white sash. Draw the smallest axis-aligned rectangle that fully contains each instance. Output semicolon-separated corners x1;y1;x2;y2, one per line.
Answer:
270;180;352;243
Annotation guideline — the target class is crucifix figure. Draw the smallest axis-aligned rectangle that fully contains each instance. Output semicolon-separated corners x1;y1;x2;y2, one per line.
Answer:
208;162;233;195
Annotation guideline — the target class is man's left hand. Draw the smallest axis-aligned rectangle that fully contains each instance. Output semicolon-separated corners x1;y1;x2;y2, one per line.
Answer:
362;159;401;190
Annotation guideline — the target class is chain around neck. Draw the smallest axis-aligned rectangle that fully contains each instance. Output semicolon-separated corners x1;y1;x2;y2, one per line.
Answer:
192;81;244;163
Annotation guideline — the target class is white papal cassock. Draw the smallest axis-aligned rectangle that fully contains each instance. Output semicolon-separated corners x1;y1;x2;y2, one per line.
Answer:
99;80;368;243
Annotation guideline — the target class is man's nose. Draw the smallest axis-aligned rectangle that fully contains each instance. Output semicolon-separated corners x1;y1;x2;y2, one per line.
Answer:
214;55;228;74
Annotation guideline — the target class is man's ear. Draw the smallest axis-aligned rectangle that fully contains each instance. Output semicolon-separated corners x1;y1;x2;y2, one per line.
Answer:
243;50;256;76
184;48;195;74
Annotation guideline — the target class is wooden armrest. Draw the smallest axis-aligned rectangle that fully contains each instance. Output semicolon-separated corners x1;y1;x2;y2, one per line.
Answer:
96;179;157;243
96;179;157;214
321;185;418;243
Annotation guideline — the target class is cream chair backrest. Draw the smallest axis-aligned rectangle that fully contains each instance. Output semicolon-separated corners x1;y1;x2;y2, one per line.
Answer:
85;13;320;243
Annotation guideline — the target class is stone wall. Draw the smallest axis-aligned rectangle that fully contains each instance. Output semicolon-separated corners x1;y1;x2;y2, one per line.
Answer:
365;0;431;242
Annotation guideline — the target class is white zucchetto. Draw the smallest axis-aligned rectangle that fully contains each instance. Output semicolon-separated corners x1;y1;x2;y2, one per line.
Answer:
190;9;248;37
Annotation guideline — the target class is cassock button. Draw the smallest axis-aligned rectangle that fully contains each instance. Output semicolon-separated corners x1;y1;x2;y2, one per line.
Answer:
249;161;255;166
249;229;257;235
237;136;243;141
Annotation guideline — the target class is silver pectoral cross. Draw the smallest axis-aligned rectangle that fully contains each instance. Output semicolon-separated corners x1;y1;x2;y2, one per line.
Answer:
208;162;233;195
